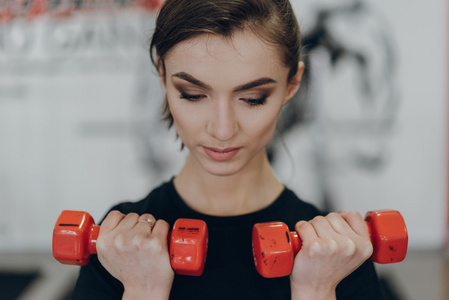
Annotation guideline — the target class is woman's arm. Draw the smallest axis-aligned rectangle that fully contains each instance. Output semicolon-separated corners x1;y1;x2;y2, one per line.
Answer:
290;211;373;300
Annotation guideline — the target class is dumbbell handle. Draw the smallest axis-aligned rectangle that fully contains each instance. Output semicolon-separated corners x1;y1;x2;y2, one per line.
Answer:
286;231;302;256
85;225;100;255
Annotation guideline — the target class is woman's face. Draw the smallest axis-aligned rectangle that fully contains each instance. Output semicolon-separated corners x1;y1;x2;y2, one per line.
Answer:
160;29;303;177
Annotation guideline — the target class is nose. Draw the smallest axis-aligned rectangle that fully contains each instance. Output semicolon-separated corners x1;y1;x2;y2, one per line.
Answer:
206;98;238;142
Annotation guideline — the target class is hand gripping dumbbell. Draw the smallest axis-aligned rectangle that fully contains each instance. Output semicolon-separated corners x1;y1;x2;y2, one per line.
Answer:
52;210;208;276
252;210;408;278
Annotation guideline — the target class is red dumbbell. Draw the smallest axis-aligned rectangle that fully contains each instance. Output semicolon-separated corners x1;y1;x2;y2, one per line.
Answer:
252;210;408;278
53;210;208;276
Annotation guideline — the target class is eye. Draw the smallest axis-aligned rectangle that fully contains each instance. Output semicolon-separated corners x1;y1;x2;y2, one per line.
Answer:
239;95;268;107
180;92;206;102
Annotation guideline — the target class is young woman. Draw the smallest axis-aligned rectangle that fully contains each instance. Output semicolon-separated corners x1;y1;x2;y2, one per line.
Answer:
72;0;385;299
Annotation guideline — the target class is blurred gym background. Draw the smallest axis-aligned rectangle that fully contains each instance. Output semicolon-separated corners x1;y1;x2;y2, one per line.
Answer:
0;0;447;299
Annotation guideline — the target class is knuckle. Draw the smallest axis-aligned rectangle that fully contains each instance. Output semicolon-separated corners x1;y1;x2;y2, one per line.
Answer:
347;211;363;220
131;233;147;250
108;210;124;219
96;235;109;253
341;238;356;257
157;218;169;226
307;241;322;257
156;219;170;230
295;220;308;232
327;212;340;219
114;233;127;251
360;241;374;258
145;237;164;253
130;234;164;253
126;212;139;219
140;213;155;220
325;239;338;255
311;215;326;224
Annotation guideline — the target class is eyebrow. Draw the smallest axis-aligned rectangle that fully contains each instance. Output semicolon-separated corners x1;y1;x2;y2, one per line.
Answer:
172;72;277;92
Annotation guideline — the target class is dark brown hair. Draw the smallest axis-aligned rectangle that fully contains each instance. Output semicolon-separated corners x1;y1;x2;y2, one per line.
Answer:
150;0;302;128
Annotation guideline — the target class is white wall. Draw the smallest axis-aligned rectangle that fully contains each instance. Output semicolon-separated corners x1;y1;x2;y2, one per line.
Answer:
0;0;447;252
284;0;448;249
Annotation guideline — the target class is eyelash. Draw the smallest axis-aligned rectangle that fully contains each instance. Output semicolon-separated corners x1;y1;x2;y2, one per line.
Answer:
179;92;268;107
240;96;268;107
180;92;205;101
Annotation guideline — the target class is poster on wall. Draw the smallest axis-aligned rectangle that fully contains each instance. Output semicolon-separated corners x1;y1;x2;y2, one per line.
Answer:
0;0;447;251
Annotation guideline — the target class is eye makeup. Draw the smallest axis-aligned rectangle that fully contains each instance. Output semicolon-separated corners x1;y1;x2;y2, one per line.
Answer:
180;91;206;101
178;88;269;107
176;85;271;107
239;94;268;107
172;75;274;107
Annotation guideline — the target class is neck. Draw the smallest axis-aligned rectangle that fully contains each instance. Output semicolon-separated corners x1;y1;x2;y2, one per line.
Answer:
174;151;284;216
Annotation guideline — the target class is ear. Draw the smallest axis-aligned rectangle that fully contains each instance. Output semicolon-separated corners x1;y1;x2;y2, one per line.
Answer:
283;61;305;105
158;59;167;91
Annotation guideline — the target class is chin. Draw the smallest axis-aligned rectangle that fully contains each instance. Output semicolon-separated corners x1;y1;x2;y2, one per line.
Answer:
207;166;242;177
202;160;245;177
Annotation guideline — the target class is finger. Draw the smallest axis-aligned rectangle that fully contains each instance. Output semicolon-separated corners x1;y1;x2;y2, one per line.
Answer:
295;220;325;257
341;212;373;259
313;215;366;259
308;215;337;239
131;218;170;254
340;211;369;236
326;212;355;235
134;214;157;234
113;213;140;231
151;219;170;240
100;210;126;234
295;220;318;240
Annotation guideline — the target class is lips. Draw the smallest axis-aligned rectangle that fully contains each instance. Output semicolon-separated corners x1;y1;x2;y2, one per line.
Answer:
202;146;242;162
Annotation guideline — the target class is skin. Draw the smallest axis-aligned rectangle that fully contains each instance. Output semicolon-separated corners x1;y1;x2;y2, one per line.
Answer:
291;211;373;299
96;29;372;300
97;212;173;300
161;30;302;216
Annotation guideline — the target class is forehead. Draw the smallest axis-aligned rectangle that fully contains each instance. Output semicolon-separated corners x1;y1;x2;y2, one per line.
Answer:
163;30;288;83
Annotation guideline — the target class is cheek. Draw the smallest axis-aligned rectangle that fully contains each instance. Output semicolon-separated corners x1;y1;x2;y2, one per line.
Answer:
240;108;280;143
168;99;203;142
